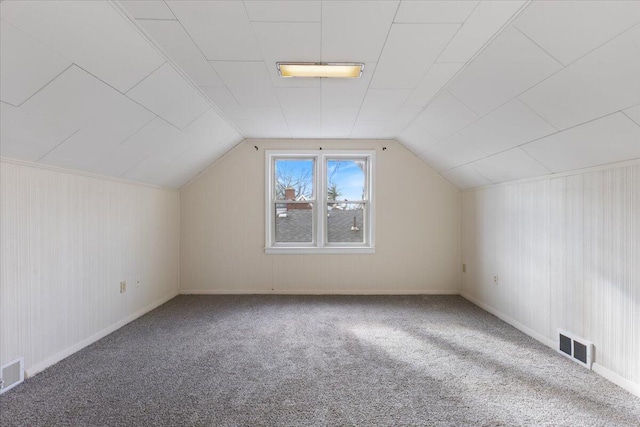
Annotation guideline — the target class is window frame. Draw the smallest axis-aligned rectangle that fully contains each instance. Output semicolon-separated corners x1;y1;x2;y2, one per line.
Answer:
265;150;375;254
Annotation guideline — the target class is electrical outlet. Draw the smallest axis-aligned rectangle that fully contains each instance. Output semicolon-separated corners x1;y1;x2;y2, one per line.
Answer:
493;275;498;285
120;281;127;293
462;263;466;273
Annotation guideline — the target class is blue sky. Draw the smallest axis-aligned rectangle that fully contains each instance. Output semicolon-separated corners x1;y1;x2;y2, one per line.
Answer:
328;160;365;201
276;159;365;201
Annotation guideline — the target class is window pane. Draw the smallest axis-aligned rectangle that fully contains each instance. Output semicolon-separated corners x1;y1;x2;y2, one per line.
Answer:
275;203;313;243
275;159;314;200
327;203;364;243
327;159;366;202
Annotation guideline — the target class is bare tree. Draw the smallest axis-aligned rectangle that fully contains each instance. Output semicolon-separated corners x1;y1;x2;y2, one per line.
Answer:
275;162;313;199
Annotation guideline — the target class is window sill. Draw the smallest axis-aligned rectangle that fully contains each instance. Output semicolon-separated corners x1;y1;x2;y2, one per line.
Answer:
265;247;376;255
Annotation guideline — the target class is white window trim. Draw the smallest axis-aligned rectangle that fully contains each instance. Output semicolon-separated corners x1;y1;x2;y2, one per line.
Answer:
265;150;375;254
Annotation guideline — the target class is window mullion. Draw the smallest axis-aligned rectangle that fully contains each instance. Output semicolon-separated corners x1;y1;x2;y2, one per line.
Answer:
317;154;325;248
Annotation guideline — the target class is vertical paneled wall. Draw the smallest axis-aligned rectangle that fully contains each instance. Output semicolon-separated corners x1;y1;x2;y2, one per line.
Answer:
0;160;180;375
180;139;461;294
461;162;640;392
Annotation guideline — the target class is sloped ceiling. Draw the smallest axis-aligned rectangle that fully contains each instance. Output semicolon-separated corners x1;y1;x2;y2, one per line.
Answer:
1;1;639;189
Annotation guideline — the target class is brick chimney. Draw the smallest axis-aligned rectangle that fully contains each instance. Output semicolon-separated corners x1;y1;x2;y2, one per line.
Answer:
285;187;295;210
285;187;295;200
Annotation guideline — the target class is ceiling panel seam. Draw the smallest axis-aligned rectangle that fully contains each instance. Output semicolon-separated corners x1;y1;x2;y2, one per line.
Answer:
431;110;637;175
14;64;74;108
393;0;533;139
516;21;640;117
512;26;564;67
241;0;291;138
123;60;167;95
349;1;403;138
69;62;177;132
34;128;81;163
109;0;245;138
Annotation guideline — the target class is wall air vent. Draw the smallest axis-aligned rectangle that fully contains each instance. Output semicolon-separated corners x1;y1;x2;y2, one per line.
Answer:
0;357;24;394
557;329;593;369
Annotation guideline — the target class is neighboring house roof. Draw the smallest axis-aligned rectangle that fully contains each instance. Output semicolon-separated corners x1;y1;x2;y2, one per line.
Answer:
275;209;363;243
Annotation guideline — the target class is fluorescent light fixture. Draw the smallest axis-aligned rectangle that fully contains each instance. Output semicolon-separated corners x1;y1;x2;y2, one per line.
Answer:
277;62;364;78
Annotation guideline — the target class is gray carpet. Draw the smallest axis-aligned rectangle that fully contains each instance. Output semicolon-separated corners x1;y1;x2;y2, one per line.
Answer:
1;295;639;426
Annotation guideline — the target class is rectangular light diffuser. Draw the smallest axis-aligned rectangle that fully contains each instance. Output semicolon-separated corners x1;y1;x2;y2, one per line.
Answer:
277;63;364;78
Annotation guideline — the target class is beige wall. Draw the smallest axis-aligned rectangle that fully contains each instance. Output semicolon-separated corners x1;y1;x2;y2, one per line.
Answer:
0;159;180;375
461;161;640;396
180;139;461;294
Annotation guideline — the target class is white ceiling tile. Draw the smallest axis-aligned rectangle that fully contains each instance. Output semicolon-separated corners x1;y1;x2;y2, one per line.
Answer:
166;1;262;60
288;119;321;138
522;113;640;173
38;129;129;174
138;20;224;87
21;66;155;141
165;134;242;187
119;0;175;20
394;1;478;24
396;122;440;155
245;1;321;22
181;109;239;147
442;164;492;189
418;133;485;171
0;102;77;161
625;104;640;127
515;0;640;66
471;147;551;184
211;61;280;106
276;88;321;121
122;156;175;186
360;107;418;137
127;63;210;129
352;116;416;140
322;1;398;62
120;117;184;159
232;120;259;135
392;105;423;123
252;22;321;88
370;23;459;89
351;119;408;139
85;144;155;178
321;62;377;107
243;106;289;132
519;24;640;130
321;129;353;139
413;90;478;141
448;26;561;116
0;21;71;106
359;89;412;121
128;130;242;188
460;99;557;155
242;129;292;139
438;0;526;63
403;62;464;108
1;1;165;92
322;106;360;130
199;86;248;121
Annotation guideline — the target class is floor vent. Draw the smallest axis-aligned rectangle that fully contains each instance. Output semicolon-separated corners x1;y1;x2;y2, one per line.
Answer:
0;357;24;394
557;330;593;369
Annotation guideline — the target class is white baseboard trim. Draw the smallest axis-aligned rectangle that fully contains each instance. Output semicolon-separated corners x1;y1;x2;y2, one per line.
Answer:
25;291;178;378
593;363;640;399
180;288;460;295
461;292;640;399
460;292;555;349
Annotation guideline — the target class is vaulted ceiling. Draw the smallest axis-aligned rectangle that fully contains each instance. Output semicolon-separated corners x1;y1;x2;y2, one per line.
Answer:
1;1;639;189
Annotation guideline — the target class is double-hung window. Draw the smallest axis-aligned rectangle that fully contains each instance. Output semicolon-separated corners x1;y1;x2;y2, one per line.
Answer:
265;150;375;254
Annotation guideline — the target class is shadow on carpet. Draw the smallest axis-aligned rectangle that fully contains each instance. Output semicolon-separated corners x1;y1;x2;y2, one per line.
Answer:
1;295;639;426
